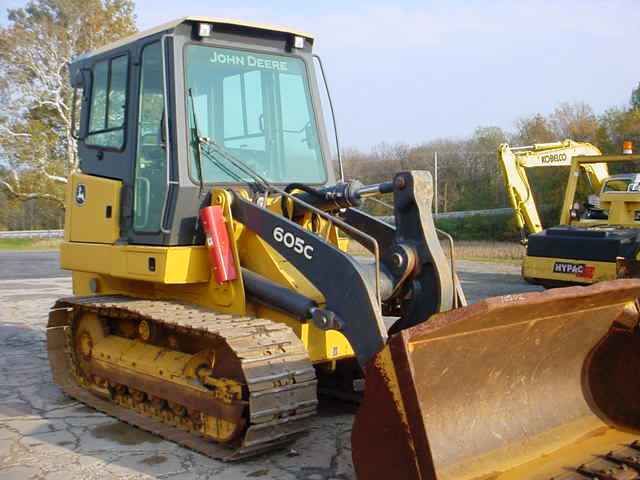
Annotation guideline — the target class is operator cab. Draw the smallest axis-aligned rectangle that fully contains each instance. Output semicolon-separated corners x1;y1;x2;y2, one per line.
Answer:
582;173;640;221
68;17;333;246
601;174;640;193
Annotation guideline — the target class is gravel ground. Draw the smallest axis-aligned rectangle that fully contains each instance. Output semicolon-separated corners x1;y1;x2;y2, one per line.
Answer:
0;251;68;280
0;251;542;479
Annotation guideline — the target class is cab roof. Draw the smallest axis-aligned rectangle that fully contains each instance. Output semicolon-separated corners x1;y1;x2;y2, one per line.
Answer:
73;16;314;62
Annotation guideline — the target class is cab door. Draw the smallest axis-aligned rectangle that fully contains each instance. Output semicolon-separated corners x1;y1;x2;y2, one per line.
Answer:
131;41;168;236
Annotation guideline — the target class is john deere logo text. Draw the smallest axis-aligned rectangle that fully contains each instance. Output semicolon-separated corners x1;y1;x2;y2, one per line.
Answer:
553;261;594;279
209;51;288;71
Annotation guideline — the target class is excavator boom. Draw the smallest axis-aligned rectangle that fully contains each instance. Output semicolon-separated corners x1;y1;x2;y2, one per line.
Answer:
498;140;606;237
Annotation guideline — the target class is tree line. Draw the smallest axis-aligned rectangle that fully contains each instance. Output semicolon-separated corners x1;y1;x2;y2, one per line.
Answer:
343;98;640;224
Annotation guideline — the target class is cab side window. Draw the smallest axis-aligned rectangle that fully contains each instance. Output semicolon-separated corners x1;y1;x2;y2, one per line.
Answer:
86;55;129;149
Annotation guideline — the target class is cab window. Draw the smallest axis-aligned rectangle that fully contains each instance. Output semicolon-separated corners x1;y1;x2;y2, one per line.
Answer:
86;55;129;149
603;179;632;192
185;46;326;184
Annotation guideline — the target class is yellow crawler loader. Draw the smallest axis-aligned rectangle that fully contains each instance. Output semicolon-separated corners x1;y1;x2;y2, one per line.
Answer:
48;17;640;479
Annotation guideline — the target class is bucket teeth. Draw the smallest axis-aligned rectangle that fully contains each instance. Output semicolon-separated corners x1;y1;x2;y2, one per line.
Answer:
607;451;640;469
558;446;640;480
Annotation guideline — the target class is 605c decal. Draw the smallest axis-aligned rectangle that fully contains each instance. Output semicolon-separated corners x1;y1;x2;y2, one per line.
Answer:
273;226;314;260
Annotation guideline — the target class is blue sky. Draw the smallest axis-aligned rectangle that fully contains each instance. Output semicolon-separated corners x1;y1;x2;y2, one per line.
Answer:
2;0;639;149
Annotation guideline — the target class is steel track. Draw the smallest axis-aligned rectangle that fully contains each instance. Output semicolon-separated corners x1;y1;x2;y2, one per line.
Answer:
47;295;318;461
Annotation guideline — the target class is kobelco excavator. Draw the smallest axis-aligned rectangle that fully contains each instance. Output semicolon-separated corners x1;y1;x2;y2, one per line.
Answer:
48;17;640;479
499;141;640;286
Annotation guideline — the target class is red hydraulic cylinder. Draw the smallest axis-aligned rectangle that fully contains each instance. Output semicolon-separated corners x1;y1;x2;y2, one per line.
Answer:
199;206;238;283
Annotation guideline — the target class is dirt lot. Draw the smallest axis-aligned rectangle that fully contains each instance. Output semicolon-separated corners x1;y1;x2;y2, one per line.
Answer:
0;251;541;479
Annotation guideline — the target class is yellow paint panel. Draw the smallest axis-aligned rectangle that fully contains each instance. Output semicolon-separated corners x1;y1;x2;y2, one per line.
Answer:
254;306;354;363
125;251;161;278
306;328;354;362
61;242;210;284
599;191;640;226
523;255;617;283
68;173;121;244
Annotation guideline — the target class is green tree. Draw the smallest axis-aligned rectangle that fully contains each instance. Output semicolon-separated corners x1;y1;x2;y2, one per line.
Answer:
598;107;640;153
0;0;136;208
515;114;556;144
549;101;598;142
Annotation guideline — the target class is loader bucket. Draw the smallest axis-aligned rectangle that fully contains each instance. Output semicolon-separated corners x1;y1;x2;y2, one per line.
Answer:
352;280;640;480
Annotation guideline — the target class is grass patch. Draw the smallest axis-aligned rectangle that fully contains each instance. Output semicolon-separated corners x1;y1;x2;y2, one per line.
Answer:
348;239;524;264
0;238;62;251
453;241;524;263
436;215;518;242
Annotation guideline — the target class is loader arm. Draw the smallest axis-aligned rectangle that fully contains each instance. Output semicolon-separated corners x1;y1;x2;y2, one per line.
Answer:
230;170;456;367
498;140;606;239
231;193;388;365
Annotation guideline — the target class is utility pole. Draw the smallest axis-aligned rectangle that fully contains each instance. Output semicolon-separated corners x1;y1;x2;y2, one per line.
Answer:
434;151;438;215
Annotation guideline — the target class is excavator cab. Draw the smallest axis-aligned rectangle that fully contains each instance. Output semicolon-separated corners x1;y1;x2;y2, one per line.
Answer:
571;169;640;226
48;17;640;479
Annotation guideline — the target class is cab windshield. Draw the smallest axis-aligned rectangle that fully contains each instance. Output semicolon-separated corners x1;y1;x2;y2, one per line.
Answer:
185;45;326;184
603;178;633;192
